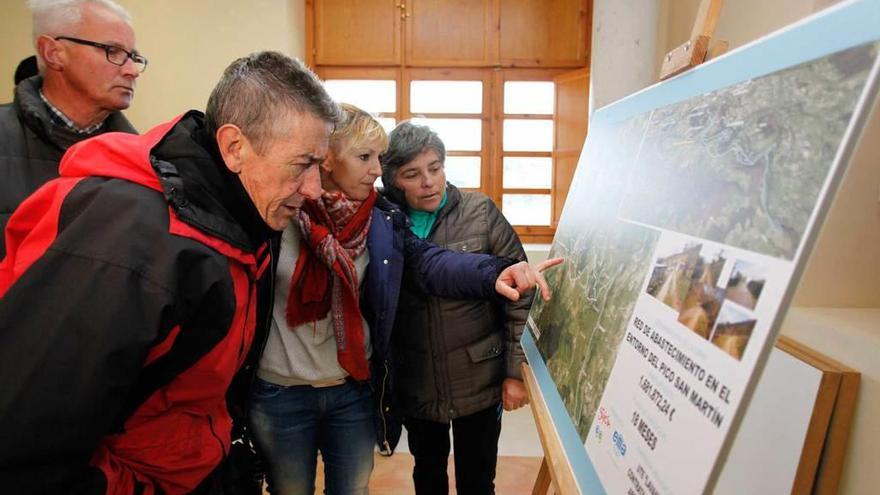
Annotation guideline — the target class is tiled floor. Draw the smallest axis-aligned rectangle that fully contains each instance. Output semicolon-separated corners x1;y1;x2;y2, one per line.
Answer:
313;407;546;494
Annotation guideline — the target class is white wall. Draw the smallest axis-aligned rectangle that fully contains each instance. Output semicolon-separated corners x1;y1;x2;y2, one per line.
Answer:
588;0;660;114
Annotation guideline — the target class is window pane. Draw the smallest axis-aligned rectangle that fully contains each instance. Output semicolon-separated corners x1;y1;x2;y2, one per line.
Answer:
324;80;396;113
503;119;553;151
378;117;397;134
411;80;482;114
504;81;554;115
444;156;481;188
503;157;551;189
411;118;482;151
503;194;551;226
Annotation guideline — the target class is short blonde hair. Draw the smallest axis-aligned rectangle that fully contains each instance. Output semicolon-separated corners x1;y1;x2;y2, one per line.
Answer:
330;103;388;155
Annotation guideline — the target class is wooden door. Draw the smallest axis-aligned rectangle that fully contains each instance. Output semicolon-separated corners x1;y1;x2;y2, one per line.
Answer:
311;0;402;65
405;0;497;66
499;0;591;67
552;67;589;226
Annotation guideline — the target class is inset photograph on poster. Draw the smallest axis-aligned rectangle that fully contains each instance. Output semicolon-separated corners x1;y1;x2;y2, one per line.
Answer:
711;301;758;361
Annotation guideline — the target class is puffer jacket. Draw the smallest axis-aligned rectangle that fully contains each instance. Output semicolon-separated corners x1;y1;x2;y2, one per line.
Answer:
0;76;136;257
0;112;272;494
391;184;530;423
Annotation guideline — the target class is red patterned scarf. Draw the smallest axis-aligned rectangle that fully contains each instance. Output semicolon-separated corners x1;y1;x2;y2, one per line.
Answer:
285;189;376;380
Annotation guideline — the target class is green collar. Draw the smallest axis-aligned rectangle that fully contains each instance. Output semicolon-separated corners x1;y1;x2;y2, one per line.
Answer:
407;191;448;239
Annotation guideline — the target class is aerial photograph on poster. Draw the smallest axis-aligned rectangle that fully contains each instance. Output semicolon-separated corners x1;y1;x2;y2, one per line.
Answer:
617;42;879;260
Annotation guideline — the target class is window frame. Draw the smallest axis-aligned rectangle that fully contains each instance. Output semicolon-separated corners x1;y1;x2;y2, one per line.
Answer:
317;66;571;243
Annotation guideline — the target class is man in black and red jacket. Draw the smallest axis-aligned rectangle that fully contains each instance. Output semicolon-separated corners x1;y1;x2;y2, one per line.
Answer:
0;52;339;495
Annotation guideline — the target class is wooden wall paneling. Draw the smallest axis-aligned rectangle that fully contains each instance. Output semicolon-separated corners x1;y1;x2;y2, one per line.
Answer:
405;0;497;66
499;0;590;67
313;0;401;66
552;67;589;227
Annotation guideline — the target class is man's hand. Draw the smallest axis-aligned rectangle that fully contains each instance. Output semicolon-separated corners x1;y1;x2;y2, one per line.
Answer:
502;378;530;411
495;257;564;302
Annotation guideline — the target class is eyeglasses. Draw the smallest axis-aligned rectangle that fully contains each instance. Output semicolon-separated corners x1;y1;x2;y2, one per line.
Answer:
54;36;148;73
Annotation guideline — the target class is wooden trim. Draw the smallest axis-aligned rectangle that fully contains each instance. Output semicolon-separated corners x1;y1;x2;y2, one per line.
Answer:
503;113;555;119
502;151;553;158
775;336;857;495
403;112;484;119
520;234;554;244
814;368;860;494
503;188;551;195
304;0;315;67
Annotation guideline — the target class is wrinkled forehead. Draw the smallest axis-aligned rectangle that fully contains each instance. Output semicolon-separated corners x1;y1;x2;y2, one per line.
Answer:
261;111;333;159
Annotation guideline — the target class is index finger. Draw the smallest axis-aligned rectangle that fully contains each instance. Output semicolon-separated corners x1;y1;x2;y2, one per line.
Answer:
536;257;564;272
535;271;552;301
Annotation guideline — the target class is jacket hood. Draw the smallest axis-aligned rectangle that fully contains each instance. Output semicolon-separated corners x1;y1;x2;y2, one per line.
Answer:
58;114;181;191
59;111;270;252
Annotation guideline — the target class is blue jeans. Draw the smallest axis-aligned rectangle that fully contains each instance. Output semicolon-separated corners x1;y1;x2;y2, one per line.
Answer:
249;378;375;495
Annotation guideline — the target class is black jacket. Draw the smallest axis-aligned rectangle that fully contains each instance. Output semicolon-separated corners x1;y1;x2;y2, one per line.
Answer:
0;76;136;257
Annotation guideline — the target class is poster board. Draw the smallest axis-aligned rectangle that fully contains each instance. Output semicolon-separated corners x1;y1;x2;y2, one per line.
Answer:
522;1;880;493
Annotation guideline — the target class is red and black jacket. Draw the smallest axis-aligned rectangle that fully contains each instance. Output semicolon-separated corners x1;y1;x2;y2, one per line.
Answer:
0;112;273;495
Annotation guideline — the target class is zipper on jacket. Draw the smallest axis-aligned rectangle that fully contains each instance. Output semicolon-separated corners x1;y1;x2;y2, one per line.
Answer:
245;237;277;406
379;359;392;455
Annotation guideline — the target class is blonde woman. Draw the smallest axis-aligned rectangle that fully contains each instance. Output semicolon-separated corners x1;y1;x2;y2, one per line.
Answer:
246;104;559;495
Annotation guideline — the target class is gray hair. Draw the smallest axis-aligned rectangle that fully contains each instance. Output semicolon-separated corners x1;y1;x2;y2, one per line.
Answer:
380;121;446;205
206;51;341;155
28;0;132;44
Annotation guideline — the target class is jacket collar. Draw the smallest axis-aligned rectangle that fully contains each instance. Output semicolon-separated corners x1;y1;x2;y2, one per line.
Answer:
58;111;269;253
150;111;272;252
14;75;137;150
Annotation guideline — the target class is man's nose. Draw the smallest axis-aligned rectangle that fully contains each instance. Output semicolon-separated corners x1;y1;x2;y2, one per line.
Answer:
300;165;323;200
121;56;140;78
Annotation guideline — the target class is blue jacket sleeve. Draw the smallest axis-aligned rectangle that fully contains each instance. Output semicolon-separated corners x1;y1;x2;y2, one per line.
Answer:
401;226;517;300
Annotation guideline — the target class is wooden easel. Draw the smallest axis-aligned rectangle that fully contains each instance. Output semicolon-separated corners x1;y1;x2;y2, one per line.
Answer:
522;363;578;495
659;0;729;80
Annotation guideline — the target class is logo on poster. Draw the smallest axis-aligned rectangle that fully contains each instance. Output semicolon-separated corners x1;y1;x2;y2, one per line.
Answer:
598;407;611;427
612;430;627;457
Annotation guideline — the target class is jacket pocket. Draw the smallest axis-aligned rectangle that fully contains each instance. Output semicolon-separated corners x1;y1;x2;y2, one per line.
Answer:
446;236;484;253
465;332;504;363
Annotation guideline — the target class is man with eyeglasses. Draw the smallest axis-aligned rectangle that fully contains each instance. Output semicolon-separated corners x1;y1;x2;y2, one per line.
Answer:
0;0;141;257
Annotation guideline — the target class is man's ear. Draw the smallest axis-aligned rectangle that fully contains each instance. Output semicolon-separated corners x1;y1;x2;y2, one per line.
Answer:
36;36;64;71
216;124;245;174
321;149;336;173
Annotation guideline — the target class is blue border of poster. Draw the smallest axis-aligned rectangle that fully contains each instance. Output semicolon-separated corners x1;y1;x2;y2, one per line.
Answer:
522;1;880;493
